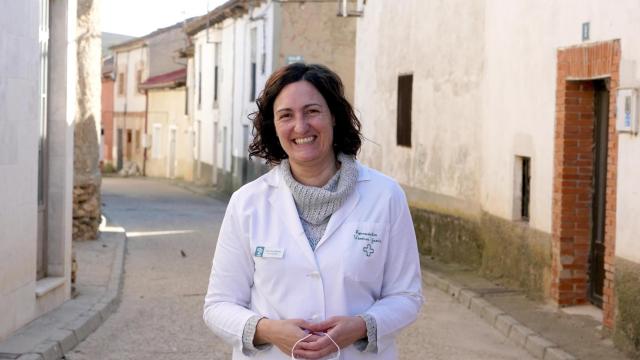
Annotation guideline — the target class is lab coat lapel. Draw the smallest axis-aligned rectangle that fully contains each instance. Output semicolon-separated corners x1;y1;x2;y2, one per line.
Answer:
268;182;317;265
315;187;360;250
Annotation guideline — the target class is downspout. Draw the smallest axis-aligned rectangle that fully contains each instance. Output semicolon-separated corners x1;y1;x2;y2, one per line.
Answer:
143;88;149;176
122;50;130;170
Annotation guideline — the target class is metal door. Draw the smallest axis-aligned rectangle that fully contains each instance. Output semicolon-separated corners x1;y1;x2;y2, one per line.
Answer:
589;80;609;307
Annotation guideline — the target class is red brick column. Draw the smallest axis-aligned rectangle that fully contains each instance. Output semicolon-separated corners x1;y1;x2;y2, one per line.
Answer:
552;40;620;328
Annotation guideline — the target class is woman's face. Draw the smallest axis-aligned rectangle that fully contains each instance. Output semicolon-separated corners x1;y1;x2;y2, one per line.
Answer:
273;80;335;170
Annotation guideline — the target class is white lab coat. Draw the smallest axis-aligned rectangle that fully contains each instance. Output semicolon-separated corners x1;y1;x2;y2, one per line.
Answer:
204;162;423;359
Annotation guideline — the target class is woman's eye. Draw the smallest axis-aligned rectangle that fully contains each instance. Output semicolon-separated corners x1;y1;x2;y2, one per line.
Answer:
278;114;291;121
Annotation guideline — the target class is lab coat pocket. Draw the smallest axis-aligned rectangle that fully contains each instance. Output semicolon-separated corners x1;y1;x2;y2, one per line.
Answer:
343;221;388;283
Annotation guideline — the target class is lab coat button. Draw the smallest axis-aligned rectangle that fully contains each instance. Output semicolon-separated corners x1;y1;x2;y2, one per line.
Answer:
307;271;320;278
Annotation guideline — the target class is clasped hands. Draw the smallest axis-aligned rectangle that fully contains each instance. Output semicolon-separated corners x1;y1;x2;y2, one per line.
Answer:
254;316;367;359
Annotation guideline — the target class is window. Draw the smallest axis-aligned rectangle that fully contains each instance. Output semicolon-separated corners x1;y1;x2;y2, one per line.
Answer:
396;74;413;147
249;28;257;102
118;72;125;95
213;42;221;108
514;156;531;221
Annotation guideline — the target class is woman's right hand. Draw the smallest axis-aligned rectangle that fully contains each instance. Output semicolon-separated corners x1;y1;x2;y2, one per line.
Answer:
254;318;315;356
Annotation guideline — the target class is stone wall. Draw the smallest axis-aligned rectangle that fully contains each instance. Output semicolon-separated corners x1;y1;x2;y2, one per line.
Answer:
73;183;101;241
614;257;640;357
411;206;553;300
74;0;101;241
480;213;552;299
411;208;483;269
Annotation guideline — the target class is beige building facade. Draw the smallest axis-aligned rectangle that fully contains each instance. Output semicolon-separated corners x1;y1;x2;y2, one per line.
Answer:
143;70;194;181
354;0;640;355
0;0;76;340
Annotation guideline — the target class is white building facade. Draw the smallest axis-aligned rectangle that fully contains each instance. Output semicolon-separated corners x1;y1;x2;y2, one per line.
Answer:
186;0;356;193
0;0;76;340
354;0;640;354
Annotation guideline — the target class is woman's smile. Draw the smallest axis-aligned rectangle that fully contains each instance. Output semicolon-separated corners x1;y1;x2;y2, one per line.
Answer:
293;136;316;145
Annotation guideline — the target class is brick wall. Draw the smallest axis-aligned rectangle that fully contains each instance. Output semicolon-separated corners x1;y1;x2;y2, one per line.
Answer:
552;40;620;328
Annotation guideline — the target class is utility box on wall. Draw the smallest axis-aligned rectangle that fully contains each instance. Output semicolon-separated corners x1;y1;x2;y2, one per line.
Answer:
617;88;638;134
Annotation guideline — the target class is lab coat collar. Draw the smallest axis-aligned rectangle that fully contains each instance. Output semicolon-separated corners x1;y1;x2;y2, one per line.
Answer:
265;161;370;260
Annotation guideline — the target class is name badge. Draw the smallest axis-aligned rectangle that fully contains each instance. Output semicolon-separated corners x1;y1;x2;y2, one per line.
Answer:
254;246;285;259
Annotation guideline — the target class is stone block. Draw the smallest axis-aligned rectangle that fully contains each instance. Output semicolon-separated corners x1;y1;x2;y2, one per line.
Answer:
495;314;520;337
422;272;438;287
458;289;479;308
433;276;449;293
62;311;101;343
17;354;44;360
46;328;77;354
525;335;556;359
447;284;462;299
480;303;505;326
31;341;62;360
508;324;536;347
469;297;491;319
544;347;576;360
93;299;117;321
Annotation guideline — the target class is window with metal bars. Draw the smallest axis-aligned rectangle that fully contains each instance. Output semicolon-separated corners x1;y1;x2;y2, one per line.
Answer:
521;157;531;221
396;74;413;147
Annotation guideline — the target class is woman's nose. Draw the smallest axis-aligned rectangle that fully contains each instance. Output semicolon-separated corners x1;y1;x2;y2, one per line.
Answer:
293;113;309;132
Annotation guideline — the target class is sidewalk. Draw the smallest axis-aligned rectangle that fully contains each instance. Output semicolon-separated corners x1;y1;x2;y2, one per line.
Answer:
0;215;126;360
422;259;630;360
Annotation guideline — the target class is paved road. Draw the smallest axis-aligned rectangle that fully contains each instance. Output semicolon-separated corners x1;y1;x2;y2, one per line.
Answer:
68;177;533;360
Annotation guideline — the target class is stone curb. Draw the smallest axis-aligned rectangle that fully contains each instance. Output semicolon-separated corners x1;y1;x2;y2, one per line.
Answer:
422;270;576;360
6;215;127;360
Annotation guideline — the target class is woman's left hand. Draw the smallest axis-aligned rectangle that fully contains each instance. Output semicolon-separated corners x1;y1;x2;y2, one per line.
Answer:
293;316;367;359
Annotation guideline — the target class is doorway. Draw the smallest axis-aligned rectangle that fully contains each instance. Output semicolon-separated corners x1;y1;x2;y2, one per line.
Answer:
552;39;620;328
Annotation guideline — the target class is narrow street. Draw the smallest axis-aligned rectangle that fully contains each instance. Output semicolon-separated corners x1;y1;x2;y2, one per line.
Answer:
68;177;534;360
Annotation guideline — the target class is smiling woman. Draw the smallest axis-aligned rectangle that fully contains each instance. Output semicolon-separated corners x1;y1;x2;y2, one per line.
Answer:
203;63;423;360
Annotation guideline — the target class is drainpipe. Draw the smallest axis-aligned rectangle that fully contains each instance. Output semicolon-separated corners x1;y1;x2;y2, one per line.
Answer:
143;88;149;176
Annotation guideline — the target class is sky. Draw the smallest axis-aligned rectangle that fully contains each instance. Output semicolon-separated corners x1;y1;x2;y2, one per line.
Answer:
101;0;225;37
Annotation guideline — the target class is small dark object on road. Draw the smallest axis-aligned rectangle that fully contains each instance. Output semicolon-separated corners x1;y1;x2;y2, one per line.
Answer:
180;249;187;258
102;244;107;248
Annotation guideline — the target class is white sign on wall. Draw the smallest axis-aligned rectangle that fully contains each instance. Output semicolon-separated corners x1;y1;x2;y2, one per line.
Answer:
616;88;638;134
286;55;304;64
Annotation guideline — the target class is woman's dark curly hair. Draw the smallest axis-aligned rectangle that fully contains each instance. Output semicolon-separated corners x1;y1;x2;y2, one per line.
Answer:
248;63;362;165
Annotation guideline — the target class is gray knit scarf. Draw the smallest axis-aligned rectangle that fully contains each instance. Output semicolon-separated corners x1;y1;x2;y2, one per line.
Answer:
280;153;358;250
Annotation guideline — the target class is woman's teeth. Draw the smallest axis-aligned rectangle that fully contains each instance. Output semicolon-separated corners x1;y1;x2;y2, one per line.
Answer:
294;136;314;144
